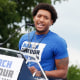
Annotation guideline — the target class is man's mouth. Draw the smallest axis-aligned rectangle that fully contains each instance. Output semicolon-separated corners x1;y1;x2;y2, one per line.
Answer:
37;23;44;28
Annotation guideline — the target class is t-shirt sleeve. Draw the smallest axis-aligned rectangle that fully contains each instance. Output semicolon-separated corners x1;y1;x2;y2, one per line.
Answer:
54;38;69;59
19;34;26;50
19;37;23;50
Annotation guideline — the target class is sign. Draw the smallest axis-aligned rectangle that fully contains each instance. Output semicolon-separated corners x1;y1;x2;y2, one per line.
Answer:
0;54;24;80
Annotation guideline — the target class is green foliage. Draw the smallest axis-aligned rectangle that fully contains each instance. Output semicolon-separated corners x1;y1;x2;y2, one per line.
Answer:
67;65;80;80
0;0;21;50
53;0;68;4
0;0;67;50
0;0;51;50
0;0;20;24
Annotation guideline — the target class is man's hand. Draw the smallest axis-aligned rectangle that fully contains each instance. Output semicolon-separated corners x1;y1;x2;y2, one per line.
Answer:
29;66;37;74
29;66;41;77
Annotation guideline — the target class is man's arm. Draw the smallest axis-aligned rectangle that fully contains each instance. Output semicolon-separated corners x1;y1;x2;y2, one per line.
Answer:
29;57;69;79
45;57;69;79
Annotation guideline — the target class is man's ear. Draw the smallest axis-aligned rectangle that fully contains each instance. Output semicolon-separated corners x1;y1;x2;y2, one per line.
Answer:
33;16;35;22
50;20;53;25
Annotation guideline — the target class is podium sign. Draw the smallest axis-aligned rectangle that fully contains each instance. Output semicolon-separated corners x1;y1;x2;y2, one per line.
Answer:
0;54;24;80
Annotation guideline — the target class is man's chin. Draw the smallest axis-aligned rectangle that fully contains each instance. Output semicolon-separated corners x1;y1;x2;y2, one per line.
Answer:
36;29;45;34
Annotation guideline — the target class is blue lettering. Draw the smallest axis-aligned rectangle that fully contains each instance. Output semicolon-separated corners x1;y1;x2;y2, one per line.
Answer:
0;59;2;66
2;60;7;67
6;61;12;68
23;43;28;47
0;59;12;68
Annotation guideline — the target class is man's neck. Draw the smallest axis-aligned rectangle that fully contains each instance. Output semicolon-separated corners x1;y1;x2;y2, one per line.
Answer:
35;30;49;35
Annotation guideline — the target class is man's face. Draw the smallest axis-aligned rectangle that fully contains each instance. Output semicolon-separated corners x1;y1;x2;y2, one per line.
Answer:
33;9;53;34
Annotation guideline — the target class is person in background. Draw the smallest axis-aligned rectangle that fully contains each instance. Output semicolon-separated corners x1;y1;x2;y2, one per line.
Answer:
19;3;69;80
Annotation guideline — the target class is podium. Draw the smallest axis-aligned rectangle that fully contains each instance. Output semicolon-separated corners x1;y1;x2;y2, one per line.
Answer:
0;47;35;80
0;47;48;80
18;61;35;80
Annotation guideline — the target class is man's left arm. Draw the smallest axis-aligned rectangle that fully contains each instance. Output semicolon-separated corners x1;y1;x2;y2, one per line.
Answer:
45;57;69;79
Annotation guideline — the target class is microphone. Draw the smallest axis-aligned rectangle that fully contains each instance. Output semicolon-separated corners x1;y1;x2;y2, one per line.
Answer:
0;23;34;47
26;23;34;27
0;43;3;47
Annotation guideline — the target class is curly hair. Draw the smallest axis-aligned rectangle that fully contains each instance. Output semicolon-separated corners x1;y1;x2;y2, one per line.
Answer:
32;3;58;24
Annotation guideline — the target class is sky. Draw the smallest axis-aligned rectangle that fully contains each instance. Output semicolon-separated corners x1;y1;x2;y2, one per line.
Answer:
50;0;80;66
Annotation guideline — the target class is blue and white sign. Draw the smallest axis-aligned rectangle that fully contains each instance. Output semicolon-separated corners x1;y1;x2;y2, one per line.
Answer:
0;54;24;80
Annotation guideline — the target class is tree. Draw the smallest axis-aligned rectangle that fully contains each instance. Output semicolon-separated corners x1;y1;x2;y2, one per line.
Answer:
67;65;80;80
0;0;67;50
0;0;51;50
53;0;68;4
0;0;21;50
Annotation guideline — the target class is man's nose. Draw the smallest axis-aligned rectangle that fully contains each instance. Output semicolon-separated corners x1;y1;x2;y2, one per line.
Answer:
40;17;44;21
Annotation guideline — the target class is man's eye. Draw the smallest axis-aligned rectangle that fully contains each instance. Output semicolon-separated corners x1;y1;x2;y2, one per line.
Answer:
45;16;49;19
37;15;41;18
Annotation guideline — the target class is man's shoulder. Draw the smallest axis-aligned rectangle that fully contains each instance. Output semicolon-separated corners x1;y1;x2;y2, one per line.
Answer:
49;31;64;39
49;31;66;44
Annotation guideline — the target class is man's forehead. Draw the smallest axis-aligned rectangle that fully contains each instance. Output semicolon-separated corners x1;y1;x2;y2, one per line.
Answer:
36;9;51;17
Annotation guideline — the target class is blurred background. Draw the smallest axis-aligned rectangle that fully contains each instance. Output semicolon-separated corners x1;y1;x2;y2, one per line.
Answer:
0;0;80;79
50;0;80;67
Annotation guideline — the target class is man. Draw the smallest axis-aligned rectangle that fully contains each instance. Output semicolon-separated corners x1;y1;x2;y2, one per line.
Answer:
19;3;69;80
